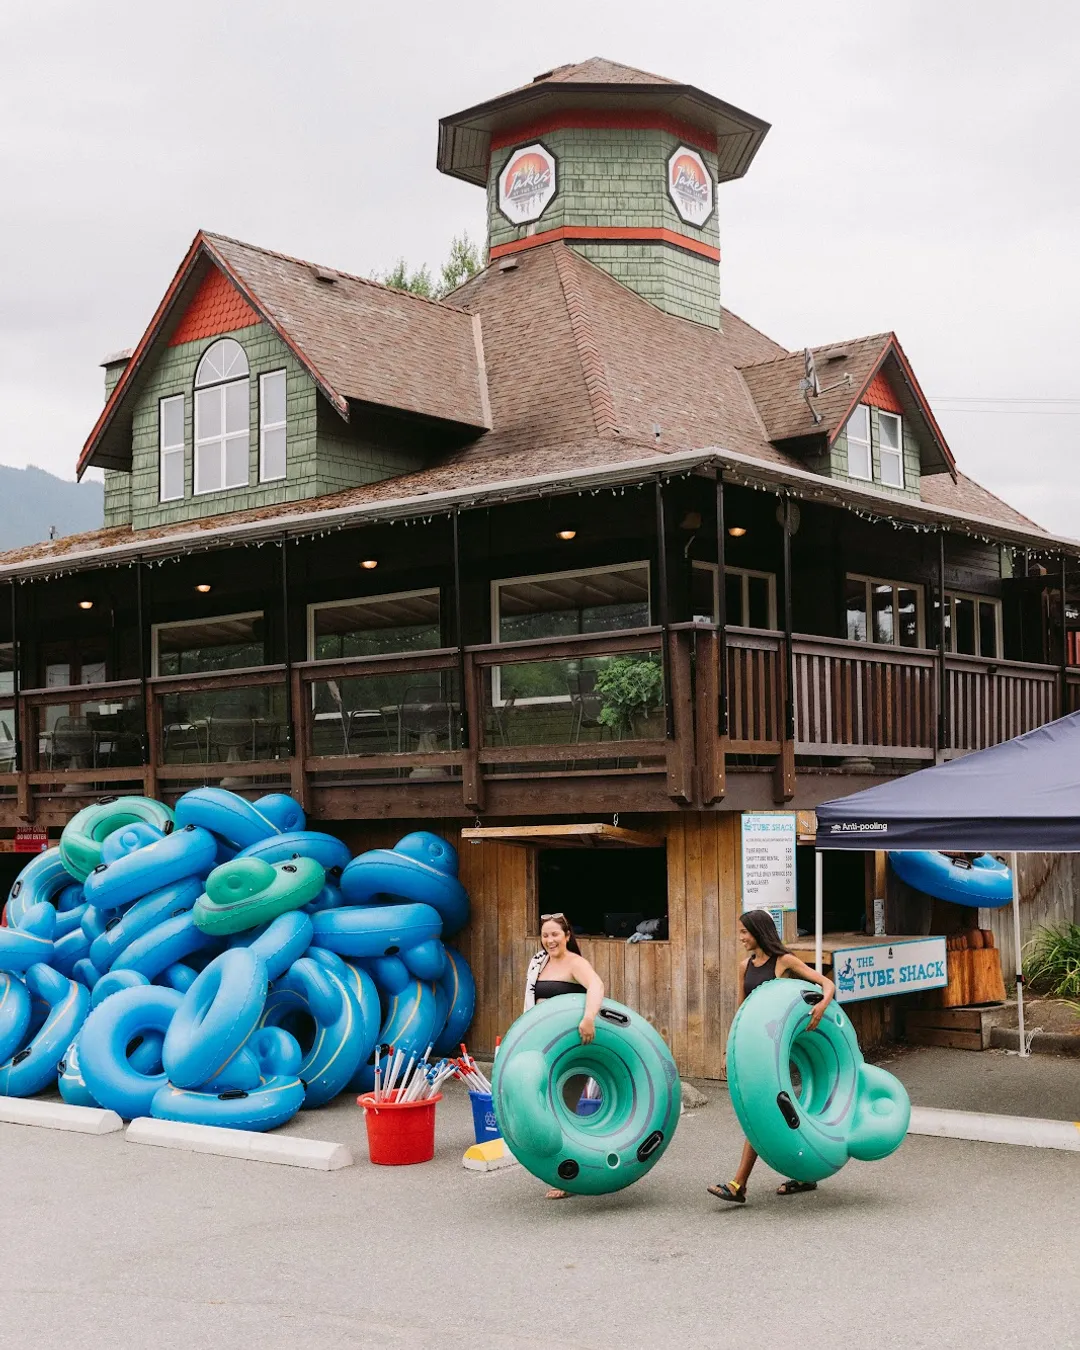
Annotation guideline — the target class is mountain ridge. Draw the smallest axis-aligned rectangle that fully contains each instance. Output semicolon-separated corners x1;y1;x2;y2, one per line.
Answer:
0;464;104;551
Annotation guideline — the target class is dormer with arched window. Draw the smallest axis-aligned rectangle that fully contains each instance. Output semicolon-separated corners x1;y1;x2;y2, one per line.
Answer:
194;338;250;494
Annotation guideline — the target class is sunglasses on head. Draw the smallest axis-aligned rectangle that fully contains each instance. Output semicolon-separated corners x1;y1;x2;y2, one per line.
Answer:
540;913;566;922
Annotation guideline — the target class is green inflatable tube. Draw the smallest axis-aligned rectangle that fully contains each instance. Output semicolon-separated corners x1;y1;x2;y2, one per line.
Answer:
726;979;910;1184
193;857;325;936
491;995;680;1196
60;797;176;883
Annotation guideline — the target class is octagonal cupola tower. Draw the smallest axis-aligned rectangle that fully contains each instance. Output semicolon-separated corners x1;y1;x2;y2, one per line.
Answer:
438;57;769;328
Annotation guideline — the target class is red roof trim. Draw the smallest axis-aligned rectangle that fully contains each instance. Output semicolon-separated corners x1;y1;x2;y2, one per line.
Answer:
826;334;956;479
490;225;720;263
77;232;350;479
490;110;718;154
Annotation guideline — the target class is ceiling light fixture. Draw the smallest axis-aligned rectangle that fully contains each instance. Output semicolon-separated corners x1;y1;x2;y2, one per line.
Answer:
77;599;94;610
727;526;747;538
195;584;212;593
556;529;577;541
360;559;379;570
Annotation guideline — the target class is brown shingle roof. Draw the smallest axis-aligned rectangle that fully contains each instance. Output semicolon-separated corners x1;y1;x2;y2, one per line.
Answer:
78;231;490;475
738;335;891;442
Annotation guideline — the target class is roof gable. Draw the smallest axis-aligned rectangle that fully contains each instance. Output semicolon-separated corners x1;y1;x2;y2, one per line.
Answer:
168;267;259;346
78;232;491;477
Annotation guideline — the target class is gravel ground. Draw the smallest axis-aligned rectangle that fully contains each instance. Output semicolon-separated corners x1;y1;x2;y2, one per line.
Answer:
1;1048;1077;1350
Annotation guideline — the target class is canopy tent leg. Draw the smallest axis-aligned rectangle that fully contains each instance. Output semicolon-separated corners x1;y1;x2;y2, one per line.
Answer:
815;849;823;973
1010;852;1028;1058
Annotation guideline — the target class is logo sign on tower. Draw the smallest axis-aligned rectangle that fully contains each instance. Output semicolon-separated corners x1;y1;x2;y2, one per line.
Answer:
666;146;714;227
497;143;557;226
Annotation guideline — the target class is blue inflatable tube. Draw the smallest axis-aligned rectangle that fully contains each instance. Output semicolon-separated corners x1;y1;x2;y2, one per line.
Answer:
50;926;92;978
53;885;88;939
58;1027;165;1106
5;849;73;927
89;878;203;973
259;954;368;1107
155;962;198;994
150;1074;306;1131
310;901;443;960
305;882;343;914
252;794;306;834
379;977;438;1062
339;832;469;934
0;902;56;972
83;825;218;912
434;947;476;1055
113;911;216;981
100;820;166;865
238;831;350;876
0;971;32;1064
92;969;150;1007
0;964;90;1097
307;949;382;1064
889;851;1013;909
174;788;280;850
78;985;182;1118
232;910;314;981
162;949;268;1090
73;957;106;990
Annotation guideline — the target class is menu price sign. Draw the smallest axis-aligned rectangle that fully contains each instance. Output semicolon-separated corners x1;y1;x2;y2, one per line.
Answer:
741;813;797;913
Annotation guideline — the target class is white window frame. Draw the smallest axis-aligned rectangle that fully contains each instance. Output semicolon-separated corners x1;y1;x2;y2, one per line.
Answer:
845;404;873;482
193;340;250;496
151;609;264;678
259;370;287;483
490;560;652;707
846;574;925;649
159;394;185;502
691;561;777;631
878;410;904;489
306;588;442;661
942;590;1002;659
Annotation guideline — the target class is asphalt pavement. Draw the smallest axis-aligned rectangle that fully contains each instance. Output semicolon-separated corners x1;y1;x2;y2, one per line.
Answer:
1;1047;1076;1350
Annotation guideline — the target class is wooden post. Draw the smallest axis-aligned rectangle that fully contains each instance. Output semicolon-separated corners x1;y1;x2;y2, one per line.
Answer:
280;538;294;758
1059;553;1068;718
695;627;725;803
666;629;694;804
937;531;949;756
462;649;484;811
655;477;674;742
16;693;33;824
290;665;307;809
774;498;796;802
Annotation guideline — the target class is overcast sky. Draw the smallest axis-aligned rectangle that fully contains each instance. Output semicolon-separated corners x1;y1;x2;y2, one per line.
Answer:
2;0;1077;532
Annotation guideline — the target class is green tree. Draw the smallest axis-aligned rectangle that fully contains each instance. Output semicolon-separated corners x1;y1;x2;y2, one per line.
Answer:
374;233;482;299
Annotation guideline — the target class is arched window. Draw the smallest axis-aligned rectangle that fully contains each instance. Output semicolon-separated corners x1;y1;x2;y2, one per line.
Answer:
194;338;250;493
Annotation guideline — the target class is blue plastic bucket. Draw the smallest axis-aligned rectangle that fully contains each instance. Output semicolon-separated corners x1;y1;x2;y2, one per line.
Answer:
576;1096;602;1117
469;1090;501;1143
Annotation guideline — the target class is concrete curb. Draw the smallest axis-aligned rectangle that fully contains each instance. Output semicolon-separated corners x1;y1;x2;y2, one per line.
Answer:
125;1118;354;1169
990;1027;1080;1057
909;1105;1080;1151
0;1097;124;1134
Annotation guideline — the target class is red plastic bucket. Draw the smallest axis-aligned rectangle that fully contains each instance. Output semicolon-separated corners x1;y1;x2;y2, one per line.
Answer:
357;1091;443;1165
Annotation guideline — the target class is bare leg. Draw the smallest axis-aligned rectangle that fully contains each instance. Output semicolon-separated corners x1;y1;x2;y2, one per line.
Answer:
545;1187;571;1199
733;1139;758;1191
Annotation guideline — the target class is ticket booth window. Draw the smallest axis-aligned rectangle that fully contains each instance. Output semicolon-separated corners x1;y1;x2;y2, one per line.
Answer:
536;845;668;940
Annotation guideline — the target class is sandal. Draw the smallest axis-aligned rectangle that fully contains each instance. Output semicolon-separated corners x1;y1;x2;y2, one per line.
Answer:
707;1180;746;1203
777;1180;817;1196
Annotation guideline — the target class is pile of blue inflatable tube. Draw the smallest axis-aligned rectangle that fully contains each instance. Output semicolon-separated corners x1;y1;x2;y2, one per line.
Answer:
0;788;475;1131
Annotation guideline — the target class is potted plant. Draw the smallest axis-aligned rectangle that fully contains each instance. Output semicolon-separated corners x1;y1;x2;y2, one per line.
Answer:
595;656;664;738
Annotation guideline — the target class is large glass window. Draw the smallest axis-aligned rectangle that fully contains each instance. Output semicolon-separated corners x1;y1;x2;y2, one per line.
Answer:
194;338;250;494
152;612;264;677
492;563;650;704
309;590;441;661
940;591;1001;658
159;395;185;502
259;371;287;482
879;411;904;488
845;575;923;648
691;562;777;629
0;643;13;697
845;404;872;481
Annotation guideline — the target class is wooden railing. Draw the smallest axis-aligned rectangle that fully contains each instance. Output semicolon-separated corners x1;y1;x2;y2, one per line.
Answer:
4;630;1077;822
793;636;936;759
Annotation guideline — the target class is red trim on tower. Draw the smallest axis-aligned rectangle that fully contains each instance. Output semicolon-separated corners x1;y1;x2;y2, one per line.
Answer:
168;267;260;346
862;370;903;414
490;110;718;154
490;226;721;263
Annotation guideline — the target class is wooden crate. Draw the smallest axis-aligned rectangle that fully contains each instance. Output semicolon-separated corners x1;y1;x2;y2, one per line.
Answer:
926;947;1007;1008
905;1003;1012;1050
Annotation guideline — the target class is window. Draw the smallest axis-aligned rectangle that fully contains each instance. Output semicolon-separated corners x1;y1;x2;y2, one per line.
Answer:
492;562;650;704
308;590;441;661
845;575;923;648
0;643;13;697
159;395;185;502
536;846;668;938
259;371;287;482
691;562;776;629
194;338;250;494
879;411;904;488
152;611;264;677
939;591;1001;658
845;404;872;481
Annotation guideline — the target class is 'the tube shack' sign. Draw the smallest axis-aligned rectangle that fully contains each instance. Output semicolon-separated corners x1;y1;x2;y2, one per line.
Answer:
832;937;948;1003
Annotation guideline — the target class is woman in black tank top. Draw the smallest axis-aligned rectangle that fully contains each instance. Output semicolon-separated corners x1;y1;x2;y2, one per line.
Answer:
522;912;605;1199
707;908;835;1206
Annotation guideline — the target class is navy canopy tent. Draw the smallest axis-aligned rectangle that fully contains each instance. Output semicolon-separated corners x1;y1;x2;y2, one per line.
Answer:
812;713;1080;1056
815;712;1080;852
